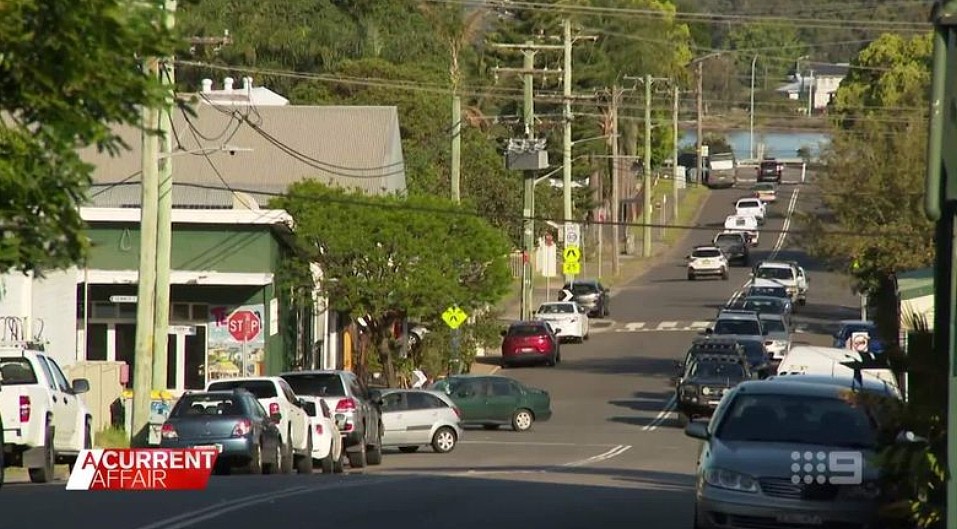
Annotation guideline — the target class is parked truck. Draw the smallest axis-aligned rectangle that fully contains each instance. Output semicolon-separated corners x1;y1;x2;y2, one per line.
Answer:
0;345;92;483
704;151;737;189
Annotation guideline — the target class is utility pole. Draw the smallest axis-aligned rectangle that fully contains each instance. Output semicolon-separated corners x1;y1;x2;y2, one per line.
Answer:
625;74;670;258
749;55;757;160
562;18;573;228
451;93;462;203
609;86;621;276
696;61;704;187
152;0;176;392
672;84;680;222
492;41;557;321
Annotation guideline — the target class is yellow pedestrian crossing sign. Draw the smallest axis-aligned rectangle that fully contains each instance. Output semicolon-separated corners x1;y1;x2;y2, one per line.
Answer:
441;306;469;330
563;261;581;275
563;245;581;263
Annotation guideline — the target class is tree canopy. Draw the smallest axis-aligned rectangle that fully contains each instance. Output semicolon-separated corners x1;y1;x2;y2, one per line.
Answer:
272;181;512;383
0;0;176;274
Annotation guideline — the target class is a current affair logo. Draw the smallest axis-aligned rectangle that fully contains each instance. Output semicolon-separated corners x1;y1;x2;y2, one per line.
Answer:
790;450;863;485
66;448;218;491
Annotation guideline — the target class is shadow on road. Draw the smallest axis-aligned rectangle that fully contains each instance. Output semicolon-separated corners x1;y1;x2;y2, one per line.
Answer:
382;464;695;489
609;415;685;430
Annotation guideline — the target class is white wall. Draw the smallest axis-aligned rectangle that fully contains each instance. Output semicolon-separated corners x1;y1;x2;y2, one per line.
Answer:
0;269;78;368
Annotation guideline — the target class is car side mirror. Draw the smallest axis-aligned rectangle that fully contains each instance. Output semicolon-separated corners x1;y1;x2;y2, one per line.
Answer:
684;421;710;440
704;328;713;335
71;378;90;394
578;307;586;313
896;430;928;445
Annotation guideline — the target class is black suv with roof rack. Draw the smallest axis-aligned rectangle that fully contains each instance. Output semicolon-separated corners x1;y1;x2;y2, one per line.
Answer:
675;354;753;422
673;337;749;383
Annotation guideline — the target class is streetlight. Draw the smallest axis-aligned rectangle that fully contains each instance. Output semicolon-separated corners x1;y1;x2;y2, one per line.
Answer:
688;52;727;183
750;55;758;160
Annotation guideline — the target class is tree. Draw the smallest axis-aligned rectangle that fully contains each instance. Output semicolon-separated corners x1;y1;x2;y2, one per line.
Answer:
800;33;934;295
272;181;512;385
0;0;177;274
724;23;807;92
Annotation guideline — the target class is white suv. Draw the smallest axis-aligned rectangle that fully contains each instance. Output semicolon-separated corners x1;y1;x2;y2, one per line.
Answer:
752;261;809;306
687;246;730;281
735;198;766;225
206;377;313;473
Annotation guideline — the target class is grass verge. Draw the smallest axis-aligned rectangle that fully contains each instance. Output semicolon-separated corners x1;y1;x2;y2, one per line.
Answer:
95;427;130;448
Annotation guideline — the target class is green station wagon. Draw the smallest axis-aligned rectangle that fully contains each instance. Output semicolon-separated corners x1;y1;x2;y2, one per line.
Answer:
430;375;552;431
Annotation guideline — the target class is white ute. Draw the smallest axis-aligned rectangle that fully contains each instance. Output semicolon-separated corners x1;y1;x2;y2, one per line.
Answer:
752;261;809;306
735;198;766;225
0;344;93;483
724;215;759;247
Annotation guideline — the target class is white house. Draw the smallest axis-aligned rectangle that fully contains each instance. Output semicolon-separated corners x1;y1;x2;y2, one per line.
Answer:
777;63;849;111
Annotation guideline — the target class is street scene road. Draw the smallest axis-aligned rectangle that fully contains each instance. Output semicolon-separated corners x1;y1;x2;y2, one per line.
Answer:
0;169;867;529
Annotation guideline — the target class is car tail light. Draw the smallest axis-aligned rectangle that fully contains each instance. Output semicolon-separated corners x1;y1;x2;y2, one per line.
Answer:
161;423;177;439
269;402;280;418
335;398;357;412
452;407;462;419
232;418;252;438
19;395;30;423
314;423;323;435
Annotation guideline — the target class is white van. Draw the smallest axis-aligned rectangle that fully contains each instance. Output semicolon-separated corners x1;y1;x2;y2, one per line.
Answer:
724;215;759;246
776;345;901;398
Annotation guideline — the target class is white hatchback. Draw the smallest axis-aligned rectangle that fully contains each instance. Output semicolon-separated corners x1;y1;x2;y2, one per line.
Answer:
735;198;766;225
534;302;589;343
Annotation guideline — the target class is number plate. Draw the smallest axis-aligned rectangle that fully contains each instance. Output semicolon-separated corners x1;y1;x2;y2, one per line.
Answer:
776;514;822;525
707;400;721;407
519;348;536;353
198;444;223;453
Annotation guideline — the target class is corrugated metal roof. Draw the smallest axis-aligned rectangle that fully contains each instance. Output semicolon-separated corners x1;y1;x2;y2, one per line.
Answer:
80;105;406;208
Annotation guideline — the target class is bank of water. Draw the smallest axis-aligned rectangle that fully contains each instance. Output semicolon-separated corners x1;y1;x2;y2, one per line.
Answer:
680;130;831;161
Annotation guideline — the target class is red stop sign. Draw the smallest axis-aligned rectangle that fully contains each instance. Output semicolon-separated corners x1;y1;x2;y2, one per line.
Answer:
228;310;262;342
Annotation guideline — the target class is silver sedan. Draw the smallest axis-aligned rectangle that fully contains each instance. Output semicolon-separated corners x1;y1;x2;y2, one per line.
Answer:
379;389;463;454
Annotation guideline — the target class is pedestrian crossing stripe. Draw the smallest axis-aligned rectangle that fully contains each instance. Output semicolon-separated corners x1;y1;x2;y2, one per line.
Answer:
609;321;808;333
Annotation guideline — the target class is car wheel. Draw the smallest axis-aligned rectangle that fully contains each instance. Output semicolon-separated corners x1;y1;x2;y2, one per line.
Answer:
431;427;457;454
320;451;335;474
264;438;281;474
511;409;534;432
366;429;383;466
721;269;729;280
798;298;807;306
295;435;313;474
545;355;556;367
687;272;695;281
346;442;367;468
28;423;55;484
279;434;294;474
398;446;420;453
246;440;264;474
333;452;346;474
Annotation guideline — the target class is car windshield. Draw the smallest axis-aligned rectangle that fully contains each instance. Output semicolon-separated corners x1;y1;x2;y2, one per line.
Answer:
693;249;722;258
716;394;878;448
207;380;277;399
539;304;574;314
715;234;741;245
738;200;761;209
714;319;761;336
756;267;793;281
749;286;788;298
508;324;546;337
0;357;38;385
280;373;346;396
172;395;246;417
691;361;745;379
761;318;787;333
742;298;784;314
567;283;600;295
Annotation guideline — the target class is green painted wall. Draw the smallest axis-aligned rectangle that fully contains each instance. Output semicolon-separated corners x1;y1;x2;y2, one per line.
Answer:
87;223;277;273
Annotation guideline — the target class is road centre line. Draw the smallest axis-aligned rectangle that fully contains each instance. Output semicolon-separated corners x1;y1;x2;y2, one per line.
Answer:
460;440;620;448
133;477;421;529
643;187;802;431
562;444;632;467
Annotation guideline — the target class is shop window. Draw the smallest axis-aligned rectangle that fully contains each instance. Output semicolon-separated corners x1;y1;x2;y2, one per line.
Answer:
172;303;190;321
191;304;209;321
85;323;108;361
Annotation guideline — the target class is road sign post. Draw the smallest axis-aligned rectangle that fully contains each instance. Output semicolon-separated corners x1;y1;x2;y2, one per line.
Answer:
441;306;469;375
228;310;262;377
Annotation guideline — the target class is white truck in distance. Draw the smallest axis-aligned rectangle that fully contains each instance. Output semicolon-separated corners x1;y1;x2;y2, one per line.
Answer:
0;346;93;483
752;261;809;306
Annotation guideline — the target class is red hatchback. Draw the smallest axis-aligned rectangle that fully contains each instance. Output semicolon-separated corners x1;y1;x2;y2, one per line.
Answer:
500;321;561;368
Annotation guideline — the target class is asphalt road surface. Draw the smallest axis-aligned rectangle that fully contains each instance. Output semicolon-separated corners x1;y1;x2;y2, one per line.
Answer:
0;171;863;529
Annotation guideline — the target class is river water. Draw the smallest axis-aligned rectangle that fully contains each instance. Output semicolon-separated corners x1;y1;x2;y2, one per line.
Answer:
680;129;831;160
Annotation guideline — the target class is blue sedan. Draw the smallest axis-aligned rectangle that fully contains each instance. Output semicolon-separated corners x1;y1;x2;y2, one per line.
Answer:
832;320;886;354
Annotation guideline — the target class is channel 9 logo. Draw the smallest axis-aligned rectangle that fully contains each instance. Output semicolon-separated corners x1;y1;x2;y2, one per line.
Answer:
790;450;863;485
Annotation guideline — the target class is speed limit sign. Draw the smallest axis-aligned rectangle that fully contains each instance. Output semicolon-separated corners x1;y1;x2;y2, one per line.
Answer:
564;223;580;246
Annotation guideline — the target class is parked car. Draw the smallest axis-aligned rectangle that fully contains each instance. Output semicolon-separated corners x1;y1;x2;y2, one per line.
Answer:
685;378;887;529
206;376;313;474
300;398;344;473
0;348;92;483
160;390;283;474
500;320;561;368
534;301;589;343
430;375;552;432
559;279;610;318
832;320;887;355
712;231;750;266
279;370;384;469
379;389;463;454
686;245;730;281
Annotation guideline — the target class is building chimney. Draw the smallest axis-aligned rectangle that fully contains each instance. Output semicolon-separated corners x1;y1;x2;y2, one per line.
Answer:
242;77;253;92
201;79;213;93
223;77;234;93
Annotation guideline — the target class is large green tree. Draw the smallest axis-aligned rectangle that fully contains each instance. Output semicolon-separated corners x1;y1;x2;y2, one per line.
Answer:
0;0;176;274
800;32;934;294
273;181;512;384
